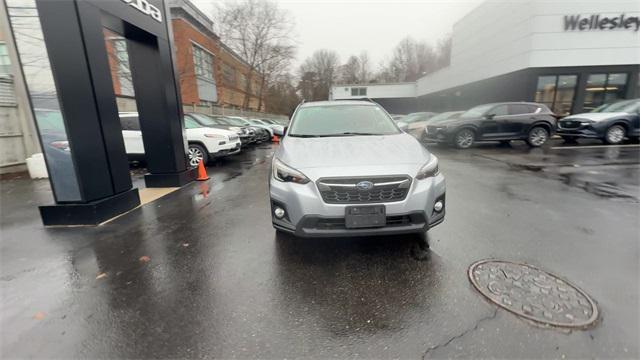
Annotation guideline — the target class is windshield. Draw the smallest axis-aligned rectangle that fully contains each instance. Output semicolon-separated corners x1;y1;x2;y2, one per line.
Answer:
401;112;429;123
591;100;640;113
189;113;222;127
460;104;495;119
35;109;66;132
223;117;247;126
288;104;400;137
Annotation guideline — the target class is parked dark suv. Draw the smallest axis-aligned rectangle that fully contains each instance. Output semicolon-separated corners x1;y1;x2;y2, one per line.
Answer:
424;102;557;148
556;99;640;144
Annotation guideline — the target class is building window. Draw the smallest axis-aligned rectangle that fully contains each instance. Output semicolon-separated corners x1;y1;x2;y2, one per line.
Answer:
192;44;214;81
238;73;247;91
112;38;135;97
350;87;367;96
535;75;577;116
583;73;628;111
221;62;236;87
0;43;10;74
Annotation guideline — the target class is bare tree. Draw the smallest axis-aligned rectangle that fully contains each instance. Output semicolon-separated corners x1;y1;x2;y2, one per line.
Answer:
374;36;450;83
265;72;300;116
357;51;371;83
338;51;371;84
214;0;296;110
435;35;452;70
297;49;339;101
340;55;360;84
256;44;296;111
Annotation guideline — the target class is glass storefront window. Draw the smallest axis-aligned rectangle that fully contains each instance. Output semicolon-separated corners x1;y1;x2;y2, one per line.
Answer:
104;29;135;98
605;73;628;103
535;76;556;108
555;75;577;116
6;0;81;202
534;75;577;116
583;73;628;112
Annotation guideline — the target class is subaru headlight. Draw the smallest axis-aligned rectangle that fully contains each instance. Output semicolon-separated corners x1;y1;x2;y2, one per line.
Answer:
416;156;439;180
580;120;594;126
272;158;310;184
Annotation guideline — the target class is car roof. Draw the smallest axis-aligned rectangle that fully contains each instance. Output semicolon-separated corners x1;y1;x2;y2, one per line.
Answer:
299;100;379;108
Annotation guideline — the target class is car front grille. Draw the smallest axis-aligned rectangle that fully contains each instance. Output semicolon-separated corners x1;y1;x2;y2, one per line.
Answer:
317;176;412;204
426;125;444;133
559;120;582;129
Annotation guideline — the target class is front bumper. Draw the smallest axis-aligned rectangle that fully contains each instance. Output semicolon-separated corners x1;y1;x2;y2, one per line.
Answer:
556;127;602;138
422;128;453;143
270;173;446;238
213;140;242;157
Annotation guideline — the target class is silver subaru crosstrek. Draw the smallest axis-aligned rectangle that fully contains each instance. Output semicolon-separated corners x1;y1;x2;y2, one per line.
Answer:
269;100;445;239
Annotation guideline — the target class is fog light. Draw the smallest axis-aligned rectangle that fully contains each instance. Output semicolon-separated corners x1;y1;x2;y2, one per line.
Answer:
434;201;444;212
274;207;285;219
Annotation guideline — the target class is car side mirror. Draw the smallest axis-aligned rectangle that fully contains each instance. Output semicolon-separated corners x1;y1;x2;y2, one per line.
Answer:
484;113;495;120
397;121;408;131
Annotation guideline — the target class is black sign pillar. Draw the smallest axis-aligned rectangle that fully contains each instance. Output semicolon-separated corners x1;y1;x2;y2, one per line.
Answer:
35;0;195;225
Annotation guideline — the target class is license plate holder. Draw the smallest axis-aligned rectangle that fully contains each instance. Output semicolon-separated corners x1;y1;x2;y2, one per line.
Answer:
345;205;386;229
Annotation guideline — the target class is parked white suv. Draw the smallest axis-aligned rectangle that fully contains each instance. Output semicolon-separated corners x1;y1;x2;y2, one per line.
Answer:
119;112;241;167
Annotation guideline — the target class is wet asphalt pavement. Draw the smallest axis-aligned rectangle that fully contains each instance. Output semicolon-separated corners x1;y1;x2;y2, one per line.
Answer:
1;139;639;359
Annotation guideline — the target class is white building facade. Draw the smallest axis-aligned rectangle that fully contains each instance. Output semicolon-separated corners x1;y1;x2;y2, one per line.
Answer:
332;0;640;115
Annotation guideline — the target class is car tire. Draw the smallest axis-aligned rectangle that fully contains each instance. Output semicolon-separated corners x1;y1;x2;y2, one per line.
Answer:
453;128;475;149
526;126;549;147
187;143;208;168
604;124;626;145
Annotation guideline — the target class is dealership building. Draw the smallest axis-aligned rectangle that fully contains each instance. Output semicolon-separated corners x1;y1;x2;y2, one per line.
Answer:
331;0;640;116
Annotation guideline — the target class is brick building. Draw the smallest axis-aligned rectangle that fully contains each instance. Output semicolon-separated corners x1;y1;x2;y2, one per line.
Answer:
104;0;265;112
169;0;265;111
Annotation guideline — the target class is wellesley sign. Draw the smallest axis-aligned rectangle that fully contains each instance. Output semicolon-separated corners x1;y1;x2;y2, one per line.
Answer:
564;14;640;32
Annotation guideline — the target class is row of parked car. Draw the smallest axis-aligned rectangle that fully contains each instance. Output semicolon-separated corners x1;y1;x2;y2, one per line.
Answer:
119;112;287;167
394;98;640;149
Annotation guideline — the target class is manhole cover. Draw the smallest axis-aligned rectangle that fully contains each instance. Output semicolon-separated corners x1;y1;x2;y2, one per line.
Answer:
468;260;598;328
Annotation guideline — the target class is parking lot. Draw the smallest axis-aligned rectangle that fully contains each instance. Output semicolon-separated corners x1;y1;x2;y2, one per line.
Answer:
0;139;638;358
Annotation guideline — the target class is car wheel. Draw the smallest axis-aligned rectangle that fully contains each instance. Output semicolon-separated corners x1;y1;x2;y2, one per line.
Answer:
604;124;625;144
188;144;208;168
454;128;475;149
526;126;549;147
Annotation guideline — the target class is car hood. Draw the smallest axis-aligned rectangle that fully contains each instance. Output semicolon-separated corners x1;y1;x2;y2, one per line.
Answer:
277;134;431;178
206;124;233;130
188;127;236;136
429;119;454;126
562;112;629;122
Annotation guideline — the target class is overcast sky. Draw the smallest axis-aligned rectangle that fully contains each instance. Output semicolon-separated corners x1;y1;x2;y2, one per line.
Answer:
191;0;484;68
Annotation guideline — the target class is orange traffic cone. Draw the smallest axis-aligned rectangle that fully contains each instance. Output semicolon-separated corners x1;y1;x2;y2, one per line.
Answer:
196;160;209;181
272;135;280;143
